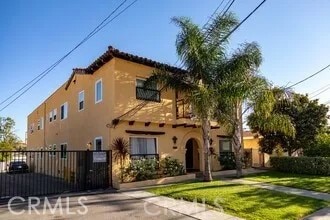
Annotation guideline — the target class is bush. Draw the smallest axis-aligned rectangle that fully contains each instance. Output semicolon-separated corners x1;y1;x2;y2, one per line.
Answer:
270;156;330;176
124;158;159;181
304;133;330;157
161;157;185;176
219;152;236;170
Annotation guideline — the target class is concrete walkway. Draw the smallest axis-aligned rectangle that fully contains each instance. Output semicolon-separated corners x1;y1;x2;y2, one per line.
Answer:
223;178;330;202
122;190;242;220
212;168;268;178
303;207;330;220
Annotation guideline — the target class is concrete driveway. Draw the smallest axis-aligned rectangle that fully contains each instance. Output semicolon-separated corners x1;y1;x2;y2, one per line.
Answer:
0;191;194;220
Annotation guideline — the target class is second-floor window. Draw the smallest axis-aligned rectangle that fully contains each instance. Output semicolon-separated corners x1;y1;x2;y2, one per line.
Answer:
53;109;57;120
49;111;53;122
61;102;68;120
78;91;84;111
95;79;102;103
136;78;160;102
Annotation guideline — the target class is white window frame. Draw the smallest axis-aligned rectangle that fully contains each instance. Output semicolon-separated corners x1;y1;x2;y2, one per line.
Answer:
129;136;158;155
60;143;67;159
49;111;53;122
78;90;85;111
40;117;44;130
53;108;57;121
60;102;68;120
94;137;103;151
95;79;103;104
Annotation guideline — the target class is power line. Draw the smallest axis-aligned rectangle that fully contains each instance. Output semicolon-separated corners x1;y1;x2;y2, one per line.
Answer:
176;0;235;68
309;84;330;95
310;86;330;99
0;0;138;112
220;0;267;43
287;64;330;89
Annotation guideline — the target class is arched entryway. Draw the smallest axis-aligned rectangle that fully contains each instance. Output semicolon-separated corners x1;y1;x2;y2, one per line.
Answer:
185;138;200;172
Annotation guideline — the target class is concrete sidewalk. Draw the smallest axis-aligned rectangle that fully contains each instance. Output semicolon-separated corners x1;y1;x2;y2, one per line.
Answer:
223;178;330;201
122;190;242;220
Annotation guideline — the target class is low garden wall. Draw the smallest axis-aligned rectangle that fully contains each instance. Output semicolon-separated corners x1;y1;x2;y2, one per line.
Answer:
118;173;196;190
270;156;330;176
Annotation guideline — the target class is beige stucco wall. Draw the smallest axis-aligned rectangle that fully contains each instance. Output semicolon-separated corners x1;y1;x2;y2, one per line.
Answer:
27;56;230;187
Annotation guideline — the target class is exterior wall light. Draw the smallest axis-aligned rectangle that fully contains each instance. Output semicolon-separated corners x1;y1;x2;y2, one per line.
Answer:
172;136;178;145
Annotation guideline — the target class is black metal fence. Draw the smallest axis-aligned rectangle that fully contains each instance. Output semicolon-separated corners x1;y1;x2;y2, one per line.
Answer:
0;150;111;199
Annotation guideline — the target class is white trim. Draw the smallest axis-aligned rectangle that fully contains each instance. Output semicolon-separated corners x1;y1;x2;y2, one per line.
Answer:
95;79;103;104
94;136;103;151
129;136;159;154
78;90;85;112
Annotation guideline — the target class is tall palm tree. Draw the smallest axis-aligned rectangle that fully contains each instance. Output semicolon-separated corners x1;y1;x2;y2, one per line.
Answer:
213;43;295;177
146;13;238;181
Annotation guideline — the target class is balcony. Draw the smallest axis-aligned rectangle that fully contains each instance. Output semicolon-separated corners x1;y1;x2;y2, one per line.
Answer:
176;99;194;119
136;87;160;102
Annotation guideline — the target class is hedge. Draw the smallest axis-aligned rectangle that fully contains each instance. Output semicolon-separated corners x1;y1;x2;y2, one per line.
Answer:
270;156;330;176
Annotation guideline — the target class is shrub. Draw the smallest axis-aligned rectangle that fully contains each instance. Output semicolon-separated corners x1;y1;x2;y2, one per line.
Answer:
219;152;236;170
124;158;159;181
304;133;330;157
270;156;330;176
161;157;185;176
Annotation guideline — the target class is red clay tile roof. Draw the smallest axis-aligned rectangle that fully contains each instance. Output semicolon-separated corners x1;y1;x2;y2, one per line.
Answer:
85;46;186;74
65;46;186;90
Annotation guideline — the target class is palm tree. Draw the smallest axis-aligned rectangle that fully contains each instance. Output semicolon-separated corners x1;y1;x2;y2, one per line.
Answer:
213;44;295;177
146;13;239;181
112;137;130;182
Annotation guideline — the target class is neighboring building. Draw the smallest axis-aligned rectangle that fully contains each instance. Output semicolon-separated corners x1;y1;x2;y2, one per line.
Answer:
27;46;231;185
243;131;270;167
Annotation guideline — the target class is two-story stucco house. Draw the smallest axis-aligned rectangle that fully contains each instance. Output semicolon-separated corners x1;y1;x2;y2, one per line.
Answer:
27;46;231;185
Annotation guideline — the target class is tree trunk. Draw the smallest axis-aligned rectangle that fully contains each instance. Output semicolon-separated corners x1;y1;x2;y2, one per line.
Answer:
233;104;243;178
201;119;212;182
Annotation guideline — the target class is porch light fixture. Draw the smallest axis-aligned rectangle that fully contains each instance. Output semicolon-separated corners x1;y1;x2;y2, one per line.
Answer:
172;136;178;145
87;142;92;150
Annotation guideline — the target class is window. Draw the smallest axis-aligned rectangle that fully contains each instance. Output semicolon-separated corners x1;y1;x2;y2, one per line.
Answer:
78;91;84;111
30;123;34;134
53;109;57;120
49;111;53;122
95;79;102;103
130;137;157;156
60;102;68;120
219;139;232;152
94;137;102;151
136;78;160;102
60;143;67;159
40;117;44;129
37;119;41;130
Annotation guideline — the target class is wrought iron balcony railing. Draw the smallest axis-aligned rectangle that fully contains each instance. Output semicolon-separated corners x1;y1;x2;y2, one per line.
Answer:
136;87;160;102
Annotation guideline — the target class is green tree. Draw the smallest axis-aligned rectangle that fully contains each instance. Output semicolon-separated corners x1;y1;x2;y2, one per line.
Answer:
304;132;330;157
0;117;20;161
146;13;239;181
249;93;328;156
214;53;295;177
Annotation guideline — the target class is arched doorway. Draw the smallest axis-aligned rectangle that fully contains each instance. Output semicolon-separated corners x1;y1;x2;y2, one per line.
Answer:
185;138;200;172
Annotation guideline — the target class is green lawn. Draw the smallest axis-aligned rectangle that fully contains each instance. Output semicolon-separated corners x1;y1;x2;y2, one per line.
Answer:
148;180;329;220
244;171;330;193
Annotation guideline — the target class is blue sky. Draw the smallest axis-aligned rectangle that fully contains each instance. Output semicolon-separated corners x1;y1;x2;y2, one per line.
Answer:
1;0;329;141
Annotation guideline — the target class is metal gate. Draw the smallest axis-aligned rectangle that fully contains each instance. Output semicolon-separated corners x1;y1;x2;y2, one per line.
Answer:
0;150;112;199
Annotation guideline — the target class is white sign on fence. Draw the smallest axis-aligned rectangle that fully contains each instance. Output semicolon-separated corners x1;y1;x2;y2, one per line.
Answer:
93;152;107;163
